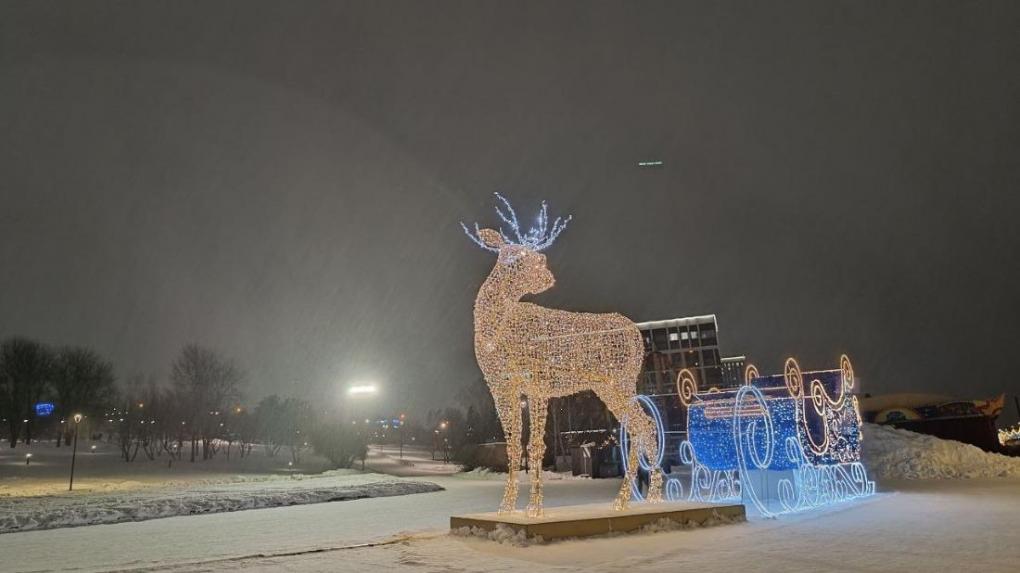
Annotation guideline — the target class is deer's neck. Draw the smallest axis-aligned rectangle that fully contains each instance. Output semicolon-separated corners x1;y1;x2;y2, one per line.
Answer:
474;271;518;346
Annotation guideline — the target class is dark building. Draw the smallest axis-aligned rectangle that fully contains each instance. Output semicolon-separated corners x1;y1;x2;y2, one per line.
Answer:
636;315;724;396
720;355;747;387
633;315;740;465
558;313;746;474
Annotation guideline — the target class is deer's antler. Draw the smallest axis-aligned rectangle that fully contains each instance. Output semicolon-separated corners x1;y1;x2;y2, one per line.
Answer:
461;192;572;253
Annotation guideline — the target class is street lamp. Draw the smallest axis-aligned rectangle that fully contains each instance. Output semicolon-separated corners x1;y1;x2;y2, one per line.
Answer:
347;384;378;396
69;413;82;491
398;413;406;459
438;421;450;463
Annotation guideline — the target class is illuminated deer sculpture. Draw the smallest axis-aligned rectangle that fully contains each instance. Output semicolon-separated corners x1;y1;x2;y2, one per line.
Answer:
462;194;662;516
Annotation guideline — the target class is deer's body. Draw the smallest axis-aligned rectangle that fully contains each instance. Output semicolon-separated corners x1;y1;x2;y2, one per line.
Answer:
476;302;643;398
464;196;662;515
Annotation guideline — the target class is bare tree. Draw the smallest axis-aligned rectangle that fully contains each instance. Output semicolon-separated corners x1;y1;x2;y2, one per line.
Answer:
0;338;54;447
233;409;256;458
115;375;146;461
51;346;116;446
170;344;244;462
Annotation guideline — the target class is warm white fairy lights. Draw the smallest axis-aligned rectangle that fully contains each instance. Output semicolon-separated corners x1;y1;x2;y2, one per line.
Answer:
462;194;662;516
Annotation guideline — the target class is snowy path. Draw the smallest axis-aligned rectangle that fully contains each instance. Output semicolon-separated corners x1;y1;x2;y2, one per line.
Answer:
361;444;464;477
163;480;1020;573
3;477;1020;572
0;474;620;572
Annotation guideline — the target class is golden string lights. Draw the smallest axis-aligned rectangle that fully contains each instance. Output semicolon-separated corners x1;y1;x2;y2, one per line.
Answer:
462;193;662;516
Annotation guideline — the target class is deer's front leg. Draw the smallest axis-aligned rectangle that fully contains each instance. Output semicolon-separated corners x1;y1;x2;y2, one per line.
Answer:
495;390;522;514
526;397;549;518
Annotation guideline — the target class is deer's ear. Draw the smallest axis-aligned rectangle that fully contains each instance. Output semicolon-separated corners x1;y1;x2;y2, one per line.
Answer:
477;228;505;249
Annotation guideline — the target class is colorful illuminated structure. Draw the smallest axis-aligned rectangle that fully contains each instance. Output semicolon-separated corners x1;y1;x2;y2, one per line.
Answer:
462;194;662;516
621;355;875;516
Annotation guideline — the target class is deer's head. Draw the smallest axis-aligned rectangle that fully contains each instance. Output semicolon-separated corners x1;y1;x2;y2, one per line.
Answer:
462;194;571;298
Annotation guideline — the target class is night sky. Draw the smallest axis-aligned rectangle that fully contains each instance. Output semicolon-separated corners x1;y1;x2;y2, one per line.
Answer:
2;2;1017;422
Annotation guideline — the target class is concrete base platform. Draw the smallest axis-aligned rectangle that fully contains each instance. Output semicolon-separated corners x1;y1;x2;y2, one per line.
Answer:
451;501;745;541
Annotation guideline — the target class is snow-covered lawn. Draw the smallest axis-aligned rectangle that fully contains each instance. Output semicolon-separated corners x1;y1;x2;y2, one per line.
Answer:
0;440;337;497
0;440;443;534
4;476;1013;573
2;425;1019;572
0;470;442;534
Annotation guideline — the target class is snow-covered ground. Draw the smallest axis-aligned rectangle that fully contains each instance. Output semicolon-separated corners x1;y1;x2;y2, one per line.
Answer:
0;470;442;534
2;475;1017;572
362;444;463;476
213;479;1020;573
2;425;1019;572
0;441;443;534
0;439;336;497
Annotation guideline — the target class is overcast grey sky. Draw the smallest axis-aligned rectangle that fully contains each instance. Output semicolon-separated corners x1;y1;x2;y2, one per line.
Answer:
1;2;1017;420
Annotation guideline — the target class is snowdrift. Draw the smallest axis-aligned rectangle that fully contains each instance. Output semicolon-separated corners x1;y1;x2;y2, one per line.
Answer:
0;474;442;534
862;423;1020;479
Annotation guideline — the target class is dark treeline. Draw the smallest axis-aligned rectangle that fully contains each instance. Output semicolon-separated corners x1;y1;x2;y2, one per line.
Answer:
0;336;605;473
0;338;367;469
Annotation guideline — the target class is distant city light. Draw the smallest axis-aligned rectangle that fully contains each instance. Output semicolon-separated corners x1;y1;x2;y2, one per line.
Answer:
638;160;663;167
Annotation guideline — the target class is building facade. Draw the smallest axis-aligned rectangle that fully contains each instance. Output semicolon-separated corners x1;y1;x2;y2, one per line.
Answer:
720;355;747;387
557;313;746;473
633;315;740;464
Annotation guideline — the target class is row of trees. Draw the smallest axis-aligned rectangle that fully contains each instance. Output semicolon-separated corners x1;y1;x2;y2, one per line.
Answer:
0;337;116;447
0;338;369;468
113;383;365;468
4;337;621;473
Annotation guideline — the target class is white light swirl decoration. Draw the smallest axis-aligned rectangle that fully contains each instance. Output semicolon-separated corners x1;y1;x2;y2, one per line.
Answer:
732;384;777;517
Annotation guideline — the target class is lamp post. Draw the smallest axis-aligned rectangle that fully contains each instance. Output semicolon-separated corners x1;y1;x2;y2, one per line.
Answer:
345;383;378;469
69;413;82;491
398;413;406;459
439;421;449;464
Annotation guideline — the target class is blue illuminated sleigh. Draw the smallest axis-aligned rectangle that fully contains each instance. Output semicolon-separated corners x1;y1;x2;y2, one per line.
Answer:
621;355;875;517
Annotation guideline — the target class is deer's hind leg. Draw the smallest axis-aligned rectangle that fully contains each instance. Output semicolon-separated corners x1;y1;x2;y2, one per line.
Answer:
626;400;663;503
526;396;549;517
493;388;523;514
594;384;664;509
592;384;641;510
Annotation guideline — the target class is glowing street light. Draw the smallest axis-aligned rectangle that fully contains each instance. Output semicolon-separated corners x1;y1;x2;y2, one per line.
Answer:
347;384;378;396
25;453;32;466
